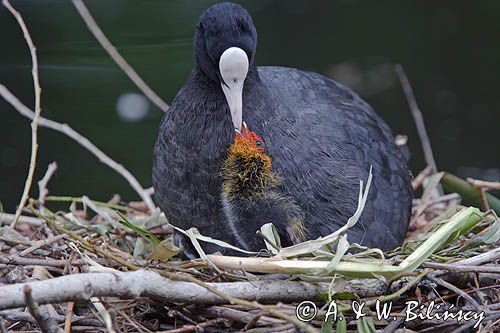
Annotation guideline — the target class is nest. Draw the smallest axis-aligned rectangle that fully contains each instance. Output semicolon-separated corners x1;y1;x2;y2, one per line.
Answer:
1;170;499;333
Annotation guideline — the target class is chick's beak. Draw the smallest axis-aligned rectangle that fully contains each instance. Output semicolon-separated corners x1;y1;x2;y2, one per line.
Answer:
219;47;249;131
234;122;250;143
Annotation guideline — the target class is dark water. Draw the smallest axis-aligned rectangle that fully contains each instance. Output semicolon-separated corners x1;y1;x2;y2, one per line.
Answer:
1;0;499;211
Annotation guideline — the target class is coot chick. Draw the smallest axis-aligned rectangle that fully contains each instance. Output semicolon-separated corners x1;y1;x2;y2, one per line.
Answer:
152;2;413;256
221;123;306;251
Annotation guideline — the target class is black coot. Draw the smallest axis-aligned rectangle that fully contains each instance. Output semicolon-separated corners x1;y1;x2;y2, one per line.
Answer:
153;2;413;256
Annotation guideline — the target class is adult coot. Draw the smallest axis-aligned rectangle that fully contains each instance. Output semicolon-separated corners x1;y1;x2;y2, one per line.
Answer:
153;2;413;256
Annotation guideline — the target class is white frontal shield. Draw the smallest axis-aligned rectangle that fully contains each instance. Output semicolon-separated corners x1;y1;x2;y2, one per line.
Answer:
219;47;249;131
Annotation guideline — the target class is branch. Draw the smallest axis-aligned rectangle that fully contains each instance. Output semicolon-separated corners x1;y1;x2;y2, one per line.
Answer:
71;0;169;112
0;270;327;310
3;0;43;228
467;178;500;191
0;213;43;227
0;85;156;212
395;65;441;194
37;161;58;215
411;165;432;191
23;285;64;333
0;310;102;327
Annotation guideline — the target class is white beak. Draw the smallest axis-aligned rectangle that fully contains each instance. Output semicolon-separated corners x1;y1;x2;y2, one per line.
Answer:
219;47;249;131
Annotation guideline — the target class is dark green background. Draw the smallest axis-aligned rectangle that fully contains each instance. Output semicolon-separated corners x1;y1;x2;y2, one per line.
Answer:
1;0;499;211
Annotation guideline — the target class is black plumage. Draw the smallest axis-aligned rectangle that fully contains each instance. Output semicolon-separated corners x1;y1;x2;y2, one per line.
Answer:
152;2;413;257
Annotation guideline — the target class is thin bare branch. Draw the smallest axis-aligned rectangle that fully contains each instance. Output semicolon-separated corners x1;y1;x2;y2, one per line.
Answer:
0;310;102;327
23;285;64;333
467;178;500;190
412;165;433;191
37;162;58;215
19;234;67;257
395;64;442;195
0;84;156;212
0;212;43;227
71;0;169;112
3;0;43;228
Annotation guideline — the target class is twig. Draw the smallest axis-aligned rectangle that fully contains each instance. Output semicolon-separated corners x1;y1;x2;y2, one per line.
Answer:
0;212;43;226
3;0;43;228
395;64;438;173
19;234;67;257
71;0;169;112
454;247;500;266
198;305;283;326
427;276;482;310
395;64;442;195
0;236;31;246
412;165;432;191
37;162;58;215
0;310;102;327
160;271;319;333
65;300;75;333
29;202;139;271
23;285;63;333
161;319;225;333
0;255;116;268
0;270;327;310
422;262;500;274
467;178;500;191
0;85;156;212
479;187;490;211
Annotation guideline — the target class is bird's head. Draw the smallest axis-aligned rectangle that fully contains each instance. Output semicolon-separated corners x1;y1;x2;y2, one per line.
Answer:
222;123;275;198
234;122;266;154
194;2;257;131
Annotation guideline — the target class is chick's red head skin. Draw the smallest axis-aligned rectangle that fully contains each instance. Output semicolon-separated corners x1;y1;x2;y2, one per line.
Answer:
234;122;266;153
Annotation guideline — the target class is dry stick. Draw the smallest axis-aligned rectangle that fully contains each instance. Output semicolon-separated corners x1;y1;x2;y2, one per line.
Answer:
159;271;319;333
71;0;169;112
412;165;432;191
0;270;327;309
28;202;139;271
395;65;442;195
161;319;226;333
23;285;63;333
0;212;43;226
3;0;43;228
64;300;75;333
37;161;58;215
0;311;102;327
395;64;437;173
0;85;156;212
19;234;67;257
426;276;482;310
422;262;500;274
467;178;500;191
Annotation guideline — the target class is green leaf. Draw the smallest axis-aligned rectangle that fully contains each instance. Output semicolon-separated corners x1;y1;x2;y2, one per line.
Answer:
356;317;376;333
336;313;347;333
116;211;160;245
322;311;333;333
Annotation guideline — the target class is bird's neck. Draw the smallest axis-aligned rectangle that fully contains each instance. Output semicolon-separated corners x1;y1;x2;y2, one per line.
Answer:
221;143;276;200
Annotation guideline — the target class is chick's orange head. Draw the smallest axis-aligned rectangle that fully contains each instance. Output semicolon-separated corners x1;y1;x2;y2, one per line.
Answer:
234;122;266;153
